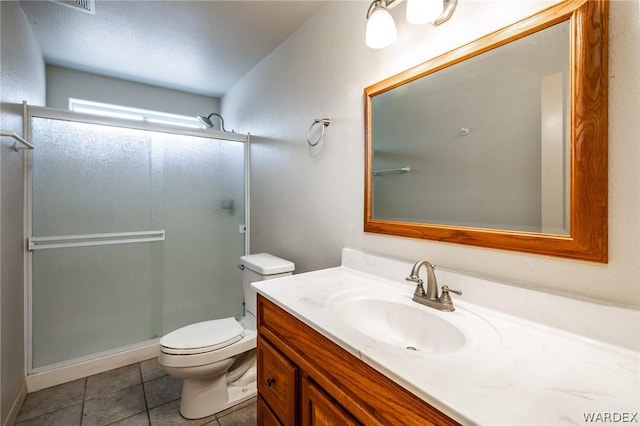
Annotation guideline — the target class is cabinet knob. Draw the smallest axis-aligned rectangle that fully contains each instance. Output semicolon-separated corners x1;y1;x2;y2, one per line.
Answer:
266;377;276;387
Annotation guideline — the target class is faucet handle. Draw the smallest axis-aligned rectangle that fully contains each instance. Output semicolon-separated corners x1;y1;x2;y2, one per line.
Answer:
438;285;462;311
406;275;422;284
407;276;425;296
441;285;462;296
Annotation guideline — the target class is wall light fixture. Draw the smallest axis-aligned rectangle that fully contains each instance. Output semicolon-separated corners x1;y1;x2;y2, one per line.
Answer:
365;0;458;49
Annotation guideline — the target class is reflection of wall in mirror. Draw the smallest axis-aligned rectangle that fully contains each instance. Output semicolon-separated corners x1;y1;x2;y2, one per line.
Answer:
371;21;570;234
540;72;569;234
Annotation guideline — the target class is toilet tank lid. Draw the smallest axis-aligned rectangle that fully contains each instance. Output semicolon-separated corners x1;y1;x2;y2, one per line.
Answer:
240;253;294;275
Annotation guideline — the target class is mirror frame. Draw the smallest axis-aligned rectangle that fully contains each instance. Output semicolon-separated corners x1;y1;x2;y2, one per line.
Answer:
364;0;608;263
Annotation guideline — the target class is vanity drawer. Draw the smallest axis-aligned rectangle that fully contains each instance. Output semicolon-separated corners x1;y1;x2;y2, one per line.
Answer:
257;336;297;425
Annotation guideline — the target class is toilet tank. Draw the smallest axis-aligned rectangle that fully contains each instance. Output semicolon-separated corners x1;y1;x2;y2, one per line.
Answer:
240;253;294;317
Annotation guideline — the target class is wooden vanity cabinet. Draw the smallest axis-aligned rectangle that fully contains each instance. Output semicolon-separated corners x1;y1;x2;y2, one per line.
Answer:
301;377;360;425
257;337;297;425
257;295;460;426
257;396;282;426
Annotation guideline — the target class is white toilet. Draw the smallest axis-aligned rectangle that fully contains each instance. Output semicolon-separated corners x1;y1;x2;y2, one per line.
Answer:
158;253;294;419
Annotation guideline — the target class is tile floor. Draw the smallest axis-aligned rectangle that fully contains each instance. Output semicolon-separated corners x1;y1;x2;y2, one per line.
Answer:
15;358;256;426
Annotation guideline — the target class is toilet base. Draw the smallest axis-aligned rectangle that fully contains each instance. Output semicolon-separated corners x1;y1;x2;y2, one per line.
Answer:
179;366;257;420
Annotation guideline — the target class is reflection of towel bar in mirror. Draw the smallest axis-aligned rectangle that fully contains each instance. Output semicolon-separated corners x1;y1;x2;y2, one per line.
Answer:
373;167;411;176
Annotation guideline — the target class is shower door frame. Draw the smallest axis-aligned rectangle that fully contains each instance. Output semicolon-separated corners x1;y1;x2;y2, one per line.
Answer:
24;105;251;375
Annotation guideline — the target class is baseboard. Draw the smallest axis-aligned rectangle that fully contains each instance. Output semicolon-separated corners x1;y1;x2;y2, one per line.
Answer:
26;341;160;393
3;381;27;426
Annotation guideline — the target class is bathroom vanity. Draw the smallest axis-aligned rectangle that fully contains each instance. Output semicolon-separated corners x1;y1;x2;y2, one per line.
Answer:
254;248;639;425
257;295;457;425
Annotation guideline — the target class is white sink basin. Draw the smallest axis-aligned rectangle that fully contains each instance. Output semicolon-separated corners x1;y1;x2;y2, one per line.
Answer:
326;289;472;353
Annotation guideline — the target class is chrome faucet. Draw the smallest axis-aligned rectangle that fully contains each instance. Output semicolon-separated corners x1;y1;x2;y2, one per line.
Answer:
406;260;462;312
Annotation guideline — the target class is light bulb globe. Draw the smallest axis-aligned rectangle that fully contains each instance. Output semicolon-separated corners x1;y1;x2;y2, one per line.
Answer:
365;6;397;49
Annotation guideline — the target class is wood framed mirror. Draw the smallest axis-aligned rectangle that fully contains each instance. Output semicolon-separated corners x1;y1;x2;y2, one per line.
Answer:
364;0;607;262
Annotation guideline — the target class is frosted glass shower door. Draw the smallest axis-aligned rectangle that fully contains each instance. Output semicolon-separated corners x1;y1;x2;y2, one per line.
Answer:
158;133;245;333
29;114;246;370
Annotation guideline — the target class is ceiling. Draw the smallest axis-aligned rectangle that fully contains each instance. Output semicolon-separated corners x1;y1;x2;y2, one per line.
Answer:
19;0;326;97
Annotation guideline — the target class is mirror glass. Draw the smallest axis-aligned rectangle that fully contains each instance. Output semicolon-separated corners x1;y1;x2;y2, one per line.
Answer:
364;0;608;262
371;21;570;234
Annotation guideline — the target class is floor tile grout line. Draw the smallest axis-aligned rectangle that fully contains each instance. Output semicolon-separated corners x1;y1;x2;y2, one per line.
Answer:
138;361;154;426
84;364;145;403
80;377;87;425
17;360;256;426
16;378;87;423
103;410;148;426
84;382;149;425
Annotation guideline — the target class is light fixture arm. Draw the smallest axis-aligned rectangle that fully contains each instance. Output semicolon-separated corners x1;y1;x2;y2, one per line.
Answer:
365;0;458;48
432;0;457;26
366;0;457;27
366;0;399;19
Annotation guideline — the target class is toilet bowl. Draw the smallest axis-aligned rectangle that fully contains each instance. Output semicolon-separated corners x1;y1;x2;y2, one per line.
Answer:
159;317;258;418
158;253;294;419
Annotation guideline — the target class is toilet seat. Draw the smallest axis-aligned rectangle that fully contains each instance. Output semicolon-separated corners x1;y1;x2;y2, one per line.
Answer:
161;317;245;355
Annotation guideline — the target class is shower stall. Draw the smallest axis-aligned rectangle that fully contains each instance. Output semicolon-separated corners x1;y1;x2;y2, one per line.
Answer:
25;105;249;372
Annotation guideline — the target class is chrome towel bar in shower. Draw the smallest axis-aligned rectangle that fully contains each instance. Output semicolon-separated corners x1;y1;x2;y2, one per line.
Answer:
1;129;34;151
28;230;166;251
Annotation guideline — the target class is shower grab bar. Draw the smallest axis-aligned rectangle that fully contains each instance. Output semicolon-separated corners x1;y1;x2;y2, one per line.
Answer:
28;230;165;251
1;129;35;151
372;167;411;176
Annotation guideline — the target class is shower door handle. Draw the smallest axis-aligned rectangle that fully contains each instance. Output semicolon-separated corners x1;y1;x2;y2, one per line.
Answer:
28;230;165;250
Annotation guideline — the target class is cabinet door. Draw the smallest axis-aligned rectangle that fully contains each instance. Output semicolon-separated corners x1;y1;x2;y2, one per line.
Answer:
258;395;283;426
257;337;297;425
301;378;360;426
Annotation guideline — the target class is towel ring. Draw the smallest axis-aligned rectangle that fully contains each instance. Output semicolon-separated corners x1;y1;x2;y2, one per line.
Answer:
307;118;331;147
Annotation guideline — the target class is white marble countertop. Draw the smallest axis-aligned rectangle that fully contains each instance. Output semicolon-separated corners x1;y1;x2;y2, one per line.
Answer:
253;248;640;425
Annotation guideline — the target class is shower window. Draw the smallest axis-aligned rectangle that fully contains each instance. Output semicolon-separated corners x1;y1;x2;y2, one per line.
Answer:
68;98;203;128
27;107;247;371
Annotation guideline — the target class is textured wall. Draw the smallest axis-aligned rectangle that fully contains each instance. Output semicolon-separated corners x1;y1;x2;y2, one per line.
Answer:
223;0;640;307
46;65;220;117
0;2;46;423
